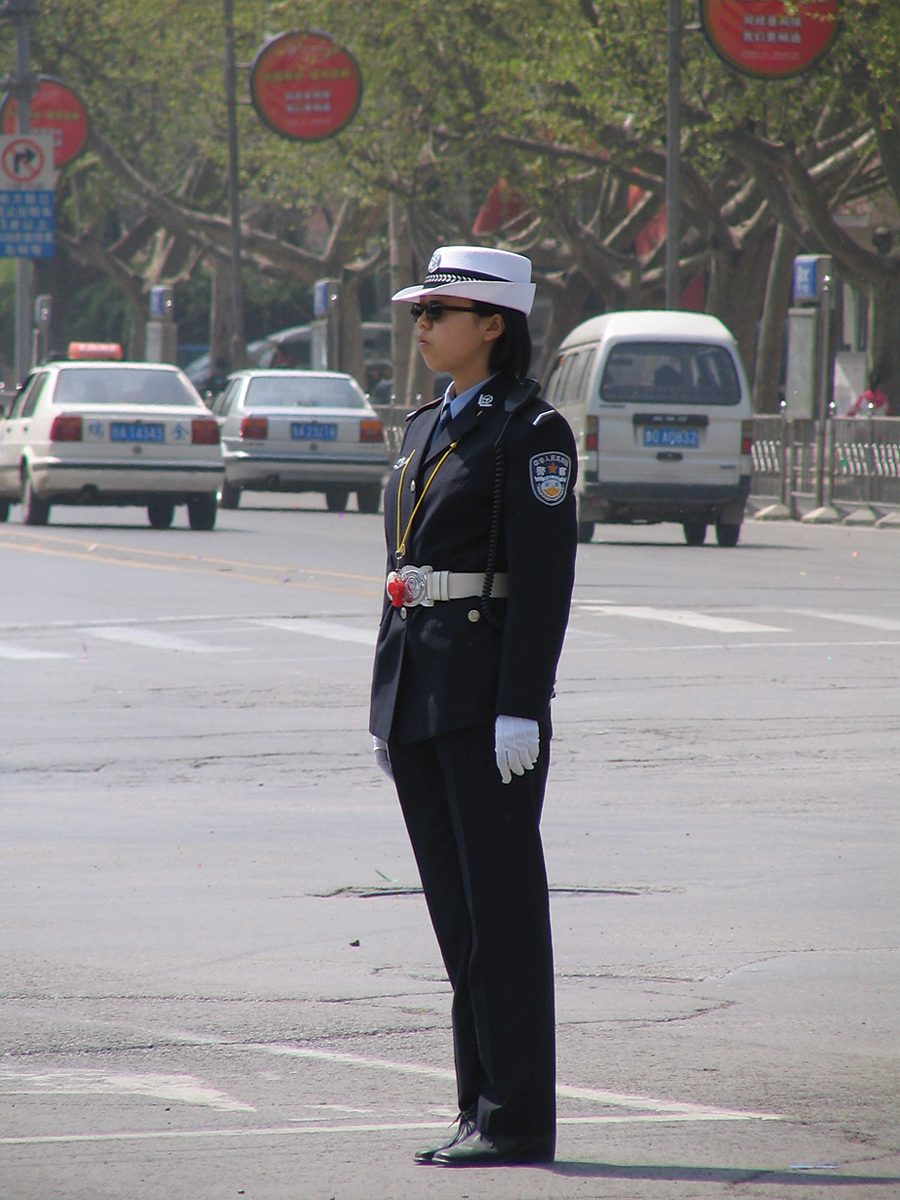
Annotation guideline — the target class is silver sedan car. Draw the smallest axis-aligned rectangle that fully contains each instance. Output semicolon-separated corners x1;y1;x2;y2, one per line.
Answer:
212;370;390;512
0;361;223;529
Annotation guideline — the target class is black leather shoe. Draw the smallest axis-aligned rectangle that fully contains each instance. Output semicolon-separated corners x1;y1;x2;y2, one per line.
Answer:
414;1111;476;1164
433;1129;555;1166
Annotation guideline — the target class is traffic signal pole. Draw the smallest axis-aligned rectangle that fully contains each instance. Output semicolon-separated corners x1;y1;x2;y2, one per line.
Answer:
1;0;39;384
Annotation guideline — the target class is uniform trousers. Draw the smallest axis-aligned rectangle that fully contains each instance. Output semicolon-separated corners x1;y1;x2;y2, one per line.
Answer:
389;720;556;1141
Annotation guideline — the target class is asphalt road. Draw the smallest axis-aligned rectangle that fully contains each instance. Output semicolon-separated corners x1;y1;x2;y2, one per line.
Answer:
1;499;898;1200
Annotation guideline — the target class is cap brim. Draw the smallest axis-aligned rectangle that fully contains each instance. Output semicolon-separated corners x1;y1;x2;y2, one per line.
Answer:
391;280;535;316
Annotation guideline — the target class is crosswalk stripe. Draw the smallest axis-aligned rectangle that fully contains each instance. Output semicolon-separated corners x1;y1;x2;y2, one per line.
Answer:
86;627;245;653
252;618;377;646
578;603;786;634
0;642;69;660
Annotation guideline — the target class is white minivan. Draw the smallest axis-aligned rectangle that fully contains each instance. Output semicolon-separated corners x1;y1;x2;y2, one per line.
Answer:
544;311;753;546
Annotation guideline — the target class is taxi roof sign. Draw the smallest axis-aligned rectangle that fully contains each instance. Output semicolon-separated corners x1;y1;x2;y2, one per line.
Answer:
67;341;123;360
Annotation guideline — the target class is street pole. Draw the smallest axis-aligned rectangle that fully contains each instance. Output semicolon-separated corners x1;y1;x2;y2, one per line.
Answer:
665;0;681;310
223;0;246;368
2;0;39;384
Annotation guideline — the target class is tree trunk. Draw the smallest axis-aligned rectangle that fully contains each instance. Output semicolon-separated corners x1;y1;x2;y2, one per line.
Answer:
753;223;798;413
338;271;366;390
706;225;775;385
127;301;146;361
869;272;900;416
209;256;233;372
389;195;413;404
535;269;594;383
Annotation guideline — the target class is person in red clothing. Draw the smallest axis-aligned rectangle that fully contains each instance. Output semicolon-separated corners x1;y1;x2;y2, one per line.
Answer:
846;371;889;417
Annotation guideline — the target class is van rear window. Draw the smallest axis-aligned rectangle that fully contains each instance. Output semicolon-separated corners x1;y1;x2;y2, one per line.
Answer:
600;342;740;405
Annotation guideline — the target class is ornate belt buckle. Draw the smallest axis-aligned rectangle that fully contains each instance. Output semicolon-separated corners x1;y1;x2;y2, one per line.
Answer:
386;564;433;608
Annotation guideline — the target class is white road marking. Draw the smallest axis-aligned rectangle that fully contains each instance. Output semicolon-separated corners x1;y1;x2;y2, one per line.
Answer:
0;1069;254;1112
0;1111;785;1146
254;1044;781;1122
0;642;68;660
253;617;377;646
85;626;245;653
578;603;786;634
784;608;900;632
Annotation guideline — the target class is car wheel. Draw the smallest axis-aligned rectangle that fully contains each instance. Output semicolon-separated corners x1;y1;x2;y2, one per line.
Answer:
0;497;9;523
715;522;741;548
356;483;381;514
577;520;594;544
325;486;349;513
22;470;50;526
683;520;707;546
147;500;175;530
187;494;217;531
220;481;241;509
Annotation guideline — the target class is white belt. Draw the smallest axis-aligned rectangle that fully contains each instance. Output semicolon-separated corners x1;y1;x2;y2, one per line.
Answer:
386;565;508;608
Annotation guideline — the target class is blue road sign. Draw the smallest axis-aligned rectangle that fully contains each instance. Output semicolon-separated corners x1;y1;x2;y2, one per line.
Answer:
0;188;54;258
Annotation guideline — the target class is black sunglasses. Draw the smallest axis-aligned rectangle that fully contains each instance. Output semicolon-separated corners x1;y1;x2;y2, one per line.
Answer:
410;301;478;322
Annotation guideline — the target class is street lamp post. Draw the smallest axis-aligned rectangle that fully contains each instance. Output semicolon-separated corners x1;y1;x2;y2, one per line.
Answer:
223;0;246;368
665;0;681;310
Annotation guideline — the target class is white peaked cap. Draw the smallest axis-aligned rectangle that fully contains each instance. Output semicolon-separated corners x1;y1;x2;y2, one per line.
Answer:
391;245;536;315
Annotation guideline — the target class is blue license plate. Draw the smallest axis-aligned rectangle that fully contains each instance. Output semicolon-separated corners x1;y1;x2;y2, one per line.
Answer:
110;422;165;443
291;422;337;441
642;427;699;448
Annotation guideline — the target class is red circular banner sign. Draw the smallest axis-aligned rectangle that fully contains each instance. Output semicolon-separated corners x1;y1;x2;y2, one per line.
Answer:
250;31;362;142
700;0;841;79
0;76;89;167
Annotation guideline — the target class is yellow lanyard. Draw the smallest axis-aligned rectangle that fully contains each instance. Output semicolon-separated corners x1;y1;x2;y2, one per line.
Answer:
395;442;458;557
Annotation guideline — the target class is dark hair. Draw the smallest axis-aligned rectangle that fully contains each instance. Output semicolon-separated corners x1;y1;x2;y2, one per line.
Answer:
470;302;532;380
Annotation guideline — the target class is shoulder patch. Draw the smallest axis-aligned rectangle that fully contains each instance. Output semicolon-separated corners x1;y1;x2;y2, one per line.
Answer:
530;452;572;505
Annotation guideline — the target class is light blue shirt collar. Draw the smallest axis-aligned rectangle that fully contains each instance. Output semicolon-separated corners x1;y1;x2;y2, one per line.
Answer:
442;374;498;421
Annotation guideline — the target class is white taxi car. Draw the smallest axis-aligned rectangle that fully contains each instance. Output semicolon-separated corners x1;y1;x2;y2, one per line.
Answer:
211;370;390;512
0;360;223;529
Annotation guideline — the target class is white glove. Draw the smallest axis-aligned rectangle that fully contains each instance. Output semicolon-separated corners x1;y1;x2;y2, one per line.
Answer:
373;736;393;781
494;715;540;785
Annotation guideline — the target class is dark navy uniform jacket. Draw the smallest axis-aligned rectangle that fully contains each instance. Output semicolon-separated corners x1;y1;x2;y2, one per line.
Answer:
369;373;577;744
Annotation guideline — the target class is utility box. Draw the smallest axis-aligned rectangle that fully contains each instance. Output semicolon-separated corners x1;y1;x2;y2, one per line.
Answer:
785;307;818;418
145;285;178;363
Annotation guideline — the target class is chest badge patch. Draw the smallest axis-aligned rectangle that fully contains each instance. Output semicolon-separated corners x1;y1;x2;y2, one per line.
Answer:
530;452;571;505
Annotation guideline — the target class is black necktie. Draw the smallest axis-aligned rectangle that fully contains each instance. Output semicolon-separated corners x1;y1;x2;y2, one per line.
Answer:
437;401;453;431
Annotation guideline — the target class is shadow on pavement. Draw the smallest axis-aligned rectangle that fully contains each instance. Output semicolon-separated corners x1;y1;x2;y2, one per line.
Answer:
551;1162;900;1187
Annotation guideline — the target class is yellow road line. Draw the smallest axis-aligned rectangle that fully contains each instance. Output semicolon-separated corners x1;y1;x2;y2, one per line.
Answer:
0;534;380;597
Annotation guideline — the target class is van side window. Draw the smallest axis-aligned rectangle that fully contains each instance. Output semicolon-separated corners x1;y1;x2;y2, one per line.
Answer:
546;353;574;406
567;350;593;405
599;342;740;405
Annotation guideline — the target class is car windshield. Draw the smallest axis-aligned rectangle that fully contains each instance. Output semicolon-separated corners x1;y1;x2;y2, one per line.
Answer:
244;376;366;409
600;342;741;405
53;367;201;407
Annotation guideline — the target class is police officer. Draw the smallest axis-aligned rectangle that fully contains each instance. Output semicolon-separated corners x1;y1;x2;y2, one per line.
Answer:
370;246;577;1166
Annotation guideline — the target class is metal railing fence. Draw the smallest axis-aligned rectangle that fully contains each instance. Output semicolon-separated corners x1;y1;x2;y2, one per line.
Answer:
751;415;900;513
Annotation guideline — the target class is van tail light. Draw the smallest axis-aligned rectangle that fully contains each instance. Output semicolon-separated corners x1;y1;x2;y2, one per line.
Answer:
585;415;599;451
741;419;753;456
360;419;384;443
50;414;83;442
192;417;220;444
240;416;268;440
